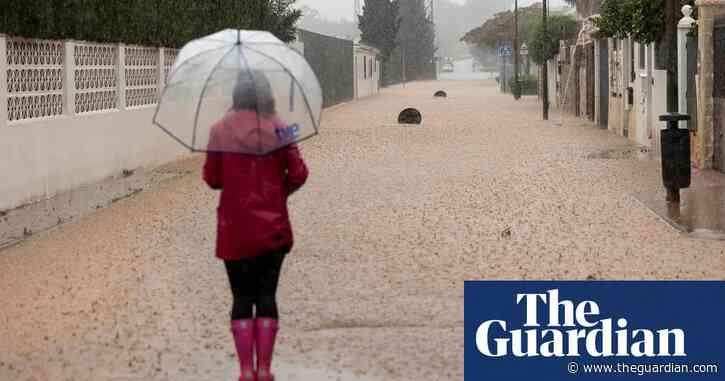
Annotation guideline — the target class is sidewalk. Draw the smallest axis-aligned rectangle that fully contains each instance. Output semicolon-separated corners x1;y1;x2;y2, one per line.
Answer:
1;80;723;381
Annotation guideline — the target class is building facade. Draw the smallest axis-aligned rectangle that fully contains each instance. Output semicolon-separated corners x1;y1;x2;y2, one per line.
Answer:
353;42;381;100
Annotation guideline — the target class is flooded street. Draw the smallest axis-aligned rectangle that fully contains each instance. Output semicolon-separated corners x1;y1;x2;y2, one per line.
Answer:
1;80;724;381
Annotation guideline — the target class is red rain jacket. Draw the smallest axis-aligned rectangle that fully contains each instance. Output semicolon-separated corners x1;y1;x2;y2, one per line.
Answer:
203;111;309;260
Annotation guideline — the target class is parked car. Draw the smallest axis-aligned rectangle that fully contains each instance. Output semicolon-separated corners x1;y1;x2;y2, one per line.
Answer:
442;63;454;73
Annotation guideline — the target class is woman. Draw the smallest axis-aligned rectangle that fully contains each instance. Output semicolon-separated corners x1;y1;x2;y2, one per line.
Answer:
203;71;308;381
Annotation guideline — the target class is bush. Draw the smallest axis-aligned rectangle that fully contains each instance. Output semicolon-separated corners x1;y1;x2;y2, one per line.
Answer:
527;14;577;66
510;74;538;96
0;0;301;47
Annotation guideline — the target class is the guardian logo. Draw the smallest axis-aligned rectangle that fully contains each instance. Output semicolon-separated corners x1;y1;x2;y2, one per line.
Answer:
476;289;687;358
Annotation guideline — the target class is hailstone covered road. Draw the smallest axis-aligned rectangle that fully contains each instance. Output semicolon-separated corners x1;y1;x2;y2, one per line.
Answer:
1;80;723;381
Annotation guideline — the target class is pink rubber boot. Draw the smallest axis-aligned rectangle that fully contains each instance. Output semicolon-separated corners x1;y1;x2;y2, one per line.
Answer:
231;319;256;381
254;318;279;381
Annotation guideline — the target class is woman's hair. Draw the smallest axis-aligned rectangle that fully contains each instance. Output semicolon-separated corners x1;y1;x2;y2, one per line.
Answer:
232;69;276;115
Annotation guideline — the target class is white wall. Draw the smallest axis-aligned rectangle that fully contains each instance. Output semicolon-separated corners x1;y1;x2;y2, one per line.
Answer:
651;68;669;153
0;36;187;211
633;41;649;146
547;59;558;108
353;49;379;99
630;42;668;151
0;109;186;211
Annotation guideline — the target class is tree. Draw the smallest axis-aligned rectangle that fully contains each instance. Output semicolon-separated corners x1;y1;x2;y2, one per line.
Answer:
358;0;400;60
258;0;302;43
396;0;436;81
528;14;577;65
592;0;695;45
461;3;543;51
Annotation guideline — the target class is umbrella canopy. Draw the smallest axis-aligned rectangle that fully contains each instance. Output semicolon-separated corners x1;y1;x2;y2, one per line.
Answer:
153;30;322;155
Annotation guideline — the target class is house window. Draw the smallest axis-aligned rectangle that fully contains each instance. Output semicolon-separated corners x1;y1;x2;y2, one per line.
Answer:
364;57;367;79
369;58;373;77
639;43;645;70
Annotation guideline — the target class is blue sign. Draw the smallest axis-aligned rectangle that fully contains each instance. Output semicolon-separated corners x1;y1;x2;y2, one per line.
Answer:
497;47;512;57
465;282;724;380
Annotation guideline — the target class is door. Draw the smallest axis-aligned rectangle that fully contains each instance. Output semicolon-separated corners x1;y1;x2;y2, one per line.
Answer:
687;36;698;133
586;43;596;121
714;21;725;171
635;43;652;147
599;40;609;128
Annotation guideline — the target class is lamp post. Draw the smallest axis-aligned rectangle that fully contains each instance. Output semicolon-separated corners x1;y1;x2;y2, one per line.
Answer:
542;0;549;120
513;0;520;100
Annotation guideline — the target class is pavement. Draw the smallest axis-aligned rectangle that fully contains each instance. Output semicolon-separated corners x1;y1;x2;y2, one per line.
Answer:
1;79;724;381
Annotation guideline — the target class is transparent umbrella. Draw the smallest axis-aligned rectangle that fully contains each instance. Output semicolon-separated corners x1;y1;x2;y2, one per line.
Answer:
153;29;322;155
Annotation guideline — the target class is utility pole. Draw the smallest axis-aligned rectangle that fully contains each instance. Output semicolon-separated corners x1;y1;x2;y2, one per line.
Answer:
664;0;678;113
542;0;549;120
513;0;520;100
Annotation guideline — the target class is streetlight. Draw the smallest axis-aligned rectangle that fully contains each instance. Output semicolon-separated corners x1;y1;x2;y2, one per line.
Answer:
542;0;549;120
513;0;520;100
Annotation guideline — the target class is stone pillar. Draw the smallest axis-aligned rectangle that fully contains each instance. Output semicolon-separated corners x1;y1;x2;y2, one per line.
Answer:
117;44;126;110
696;0;725;169
678;5;696;129
63;41;76;116
0;35;7;128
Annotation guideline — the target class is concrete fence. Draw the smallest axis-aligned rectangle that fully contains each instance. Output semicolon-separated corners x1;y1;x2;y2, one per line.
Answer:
0;35;188;211
0;30;380;212
297;29;354;108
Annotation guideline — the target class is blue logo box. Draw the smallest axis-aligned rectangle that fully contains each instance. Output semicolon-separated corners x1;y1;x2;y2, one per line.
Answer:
464;281;725;380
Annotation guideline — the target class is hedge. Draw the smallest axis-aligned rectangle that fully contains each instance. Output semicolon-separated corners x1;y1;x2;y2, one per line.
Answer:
0;0;301;47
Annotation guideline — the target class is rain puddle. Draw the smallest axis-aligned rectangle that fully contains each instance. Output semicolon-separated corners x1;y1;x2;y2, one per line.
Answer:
586;146;653;160
634;186;725;240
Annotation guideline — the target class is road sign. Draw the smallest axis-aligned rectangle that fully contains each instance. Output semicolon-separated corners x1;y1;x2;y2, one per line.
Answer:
497;47;512;57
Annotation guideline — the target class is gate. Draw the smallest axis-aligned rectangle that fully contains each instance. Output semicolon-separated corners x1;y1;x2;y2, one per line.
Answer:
687;36;698;134
586;43;595;121
599;40;609;128
714;20;725;171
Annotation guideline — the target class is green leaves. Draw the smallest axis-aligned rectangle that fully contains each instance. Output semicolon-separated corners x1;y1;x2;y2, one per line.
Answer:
397;0;436;81
358;0;400;60
592;0;670;44
528;15;577;65
461;3;546;52
0;0;302;47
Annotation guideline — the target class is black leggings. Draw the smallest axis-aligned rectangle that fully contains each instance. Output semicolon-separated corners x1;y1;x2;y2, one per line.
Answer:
225;249;287;320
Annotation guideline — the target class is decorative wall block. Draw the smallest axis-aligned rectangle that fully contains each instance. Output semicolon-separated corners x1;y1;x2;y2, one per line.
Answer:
74;42;118;114
75;67;116;90
163;49;179;84
74;90;117;114
6;39;64;66
124;46;158;107
5;38;65;121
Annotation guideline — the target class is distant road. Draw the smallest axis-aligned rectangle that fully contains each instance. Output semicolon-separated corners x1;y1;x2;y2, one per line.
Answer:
438;57;496;81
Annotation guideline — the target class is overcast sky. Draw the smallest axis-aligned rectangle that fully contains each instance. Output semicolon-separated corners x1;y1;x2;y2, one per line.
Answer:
295;0;571;21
